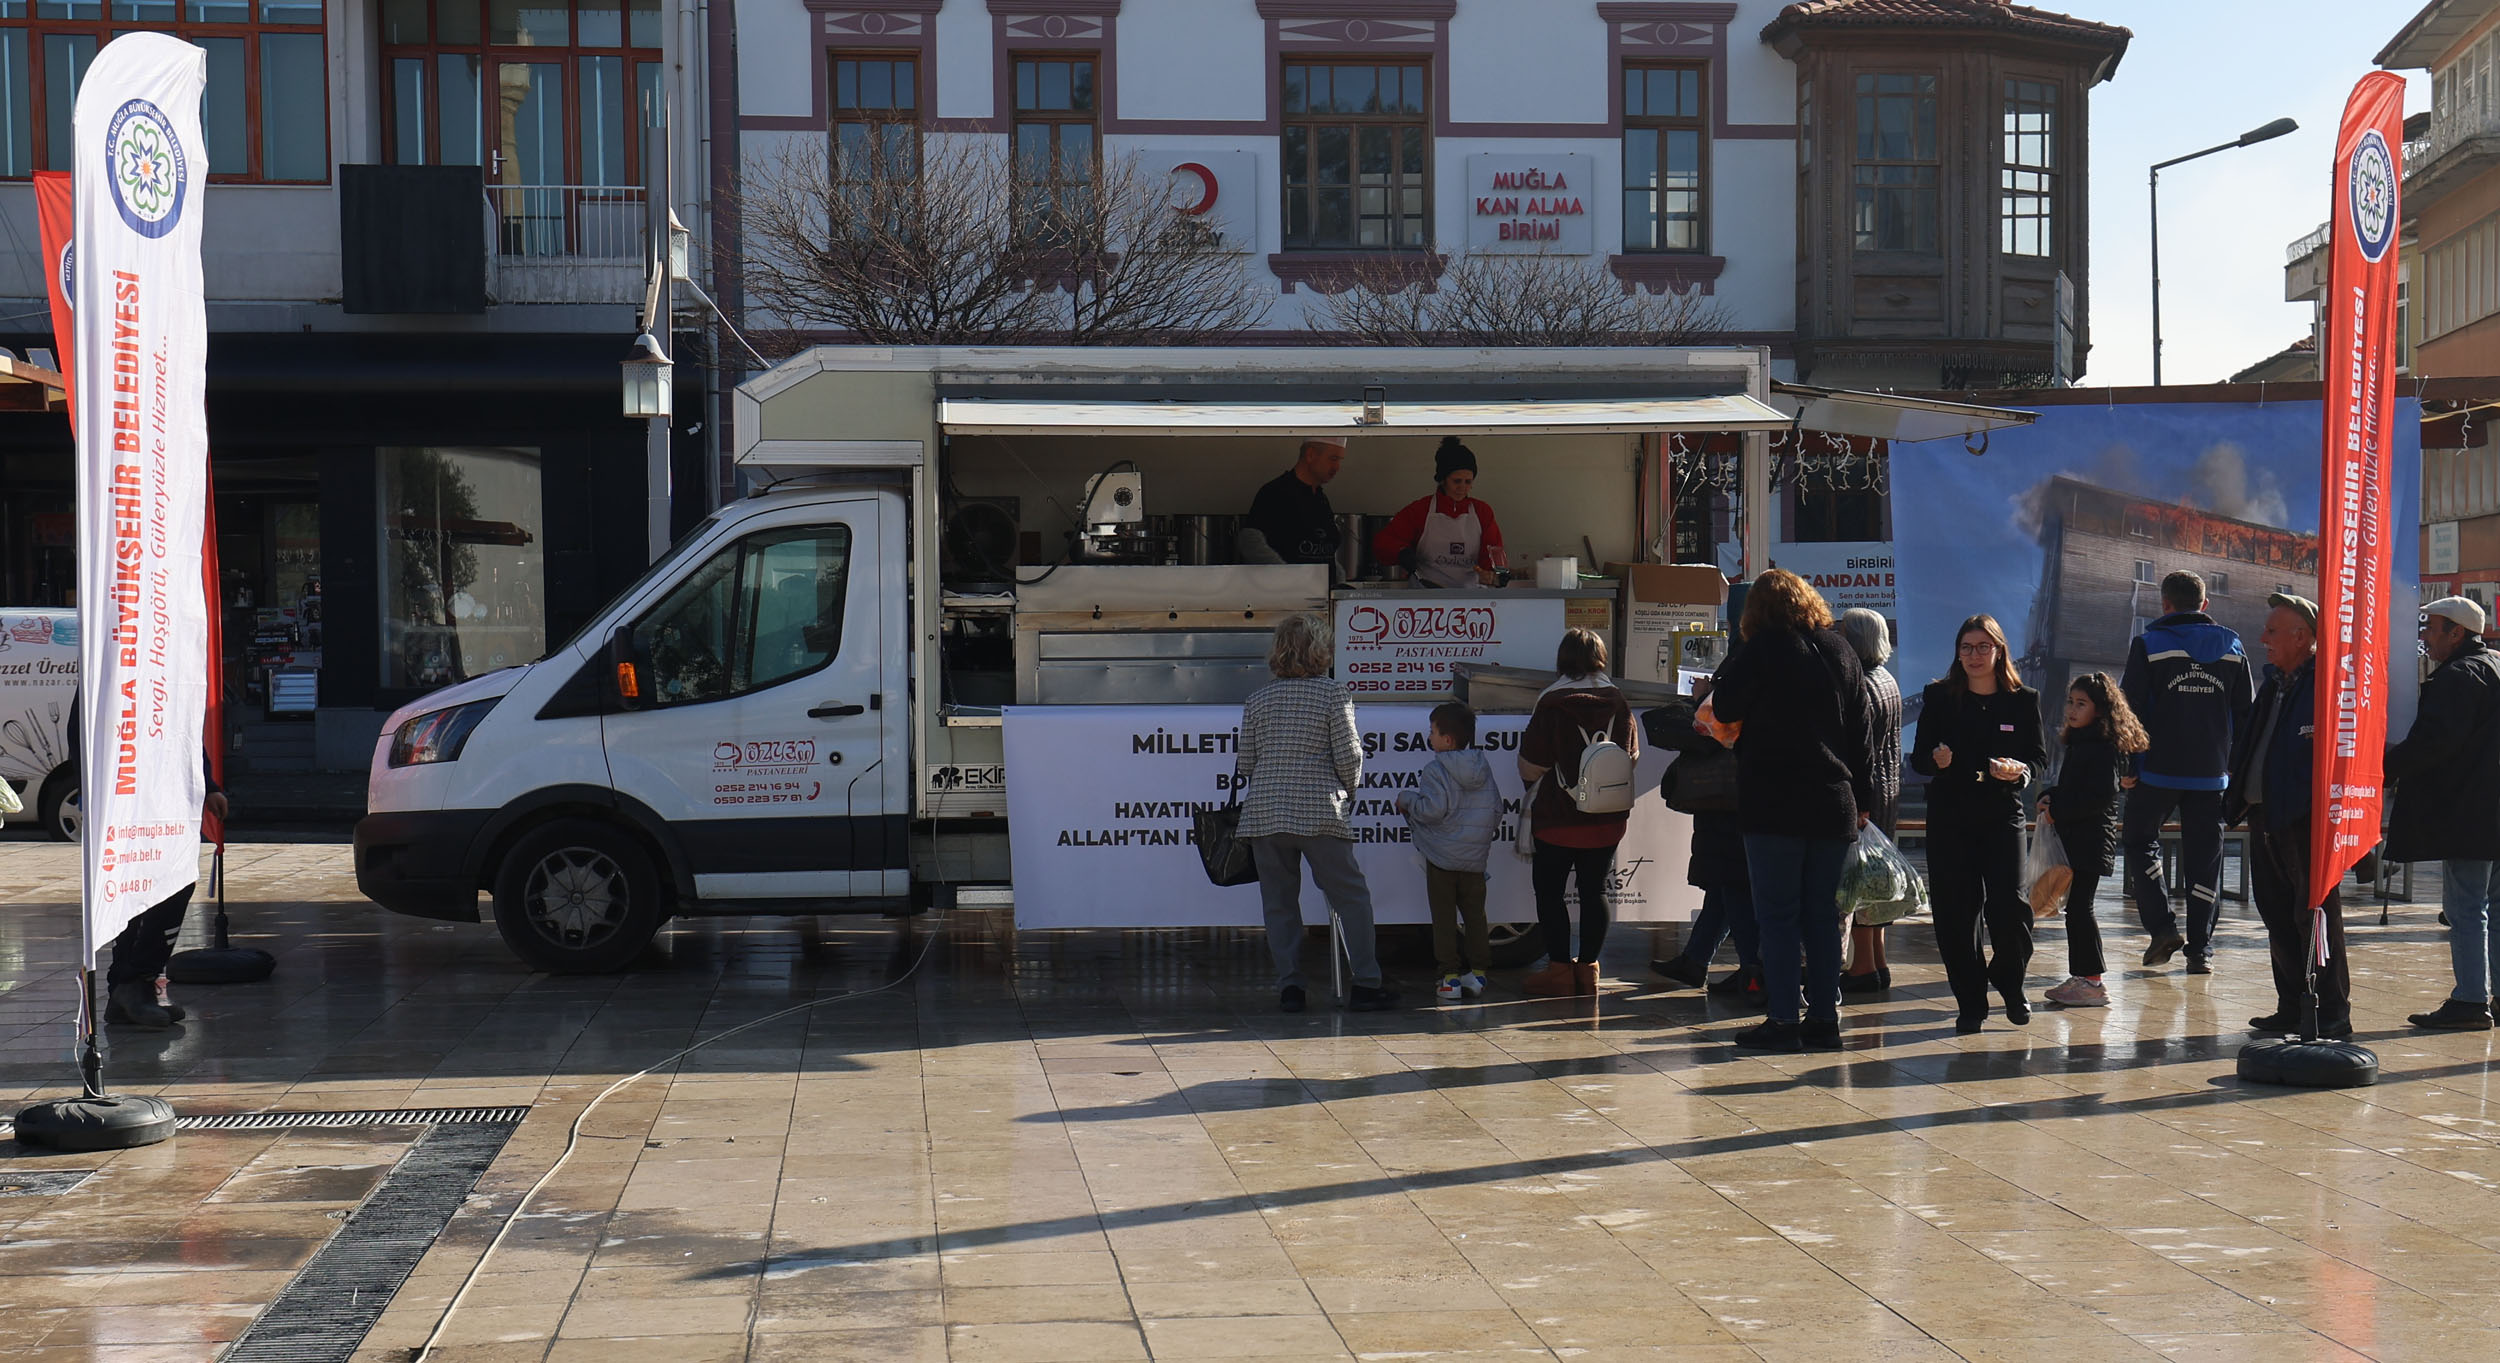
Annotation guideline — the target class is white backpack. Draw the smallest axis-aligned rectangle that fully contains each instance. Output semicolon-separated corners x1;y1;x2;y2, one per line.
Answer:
1565;724;1635;814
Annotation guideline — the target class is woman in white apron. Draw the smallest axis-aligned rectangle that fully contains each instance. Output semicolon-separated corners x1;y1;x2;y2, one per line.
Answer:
1373;437;1507;588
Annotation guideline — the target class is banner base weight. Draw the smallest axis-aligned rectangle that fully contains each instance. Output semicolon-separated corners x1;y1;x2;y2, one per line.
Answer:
12;1095;176;1152
2238;1038;2379;1089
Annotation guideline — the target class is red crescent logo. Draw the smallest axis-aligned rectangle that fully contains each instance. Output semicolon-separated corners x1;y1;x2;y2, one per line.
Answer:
1172;161;1218;216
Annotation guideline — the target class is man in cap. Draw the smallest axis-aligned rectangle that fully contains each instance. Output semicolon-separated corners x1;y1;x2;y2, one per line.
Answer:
2228;593;2348;1037
1239;437;1347;569
2388;596;2500;1031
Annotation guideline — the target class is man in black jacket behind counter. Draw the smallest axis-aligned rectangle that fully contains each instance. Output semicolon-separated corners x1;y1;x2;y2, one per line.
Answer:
2230;594;2345;1039
1238;437;1346;568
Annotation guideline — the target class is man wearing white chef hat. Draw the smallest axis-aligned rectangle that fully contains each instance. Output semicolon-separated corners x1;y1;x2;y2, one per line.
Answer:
1239;437;1346;567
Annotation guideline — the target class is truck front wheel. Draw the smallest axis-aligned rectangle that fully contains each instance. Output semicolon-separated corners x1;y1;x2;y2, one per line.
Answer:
491;819;662;973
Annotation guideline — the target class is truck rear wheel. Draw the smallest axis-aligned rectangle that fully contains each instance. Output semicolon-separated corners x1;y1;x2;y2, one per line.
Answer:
38;770;79;844
491;819;662;973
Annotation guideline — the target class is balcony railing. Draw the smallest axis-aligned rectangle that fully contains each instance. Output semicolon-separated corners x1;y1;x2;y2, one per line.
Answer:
2421;104;2500;176
2286;220;2332;264
486;184;648;260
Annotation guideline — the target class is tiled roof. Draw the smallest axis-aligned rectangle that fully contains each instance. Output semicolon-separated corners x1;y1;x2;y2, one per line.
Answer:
1764;0;2131;49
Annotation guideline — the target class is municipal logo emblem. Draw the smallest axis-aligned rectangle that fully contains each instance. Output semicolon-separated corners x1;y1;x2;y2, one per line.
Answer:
2350;129;2396;264
55;241;73;313
105;99;188;239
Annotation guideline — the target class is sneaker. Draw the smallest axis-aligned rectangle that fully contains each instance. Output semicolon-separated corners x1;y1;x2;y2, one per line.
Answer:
2185;954;2212;976
2144;933;2188;967
1348;984;1400;1012
1280;985;1306;1014
2004;996;2032;1025
2408;998;2496;1031
2044;977;2109;1008
1436;974;1465;1002
1732;1019;1803;1052
1707;966;1757;997
1652;956;1708;988
104;979;174;1030
1459;972;1488;998
153;975;188;1023
1799;1018;1844;1051
1522;961;1578;997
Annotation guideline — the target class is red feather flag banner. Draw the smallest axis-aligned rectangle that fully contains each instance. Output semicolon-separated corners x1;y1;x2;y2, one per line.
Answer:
2311;71;2405;914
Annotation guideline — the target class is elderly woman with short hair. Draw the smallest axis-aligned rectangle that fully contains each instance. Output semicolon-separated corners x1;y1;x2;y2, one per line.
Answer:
1239;613;1398;1014
1839;607;1904;993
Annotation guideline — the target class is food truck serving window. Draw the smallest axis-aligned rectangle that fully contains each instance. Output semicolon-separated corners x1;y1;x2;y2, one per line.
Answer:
632;525;852;707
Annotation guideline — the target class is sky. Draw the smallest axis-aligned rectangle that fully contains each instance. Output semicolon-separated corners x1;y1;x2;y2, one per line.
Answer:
2083;0;2429;387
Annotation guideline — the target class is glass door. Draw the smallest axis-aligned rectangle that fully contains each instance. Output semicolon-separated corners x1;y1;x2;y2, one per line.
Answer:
490;58;564;254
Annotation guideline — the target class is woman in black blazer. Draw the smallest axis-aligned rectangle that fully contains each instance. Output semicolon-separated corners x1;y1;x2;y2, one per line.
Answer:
1908;614;2046;1033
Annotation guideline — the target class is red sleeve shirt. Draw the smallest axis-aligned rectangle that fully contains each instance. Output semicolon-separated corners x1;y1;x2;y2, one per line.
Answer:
1370;494;1506;571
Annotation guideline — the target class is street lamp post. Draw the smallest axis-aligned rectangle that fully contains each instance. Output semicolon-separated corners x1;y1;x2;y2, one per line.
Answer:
2151;116;2300;385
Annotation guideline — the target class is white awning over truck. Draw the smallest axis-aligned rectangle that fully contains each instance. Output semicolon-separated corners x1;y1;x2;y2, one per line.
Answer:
936;392;1790;437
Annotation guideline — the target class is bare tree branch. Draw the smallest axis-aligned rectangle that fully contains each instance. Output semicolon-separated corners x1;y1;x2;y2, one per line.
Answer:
735;137;1266;348
1304;247;1732;346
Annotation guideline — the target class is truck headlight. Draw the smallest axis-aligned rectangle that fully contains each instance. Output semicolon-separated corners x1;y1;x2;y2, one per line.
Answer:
389;699;498;768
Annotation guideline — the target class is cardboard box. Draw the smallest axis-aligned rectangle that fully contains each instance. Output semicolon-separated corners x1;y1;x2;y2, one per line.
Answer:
1605;562;1730;683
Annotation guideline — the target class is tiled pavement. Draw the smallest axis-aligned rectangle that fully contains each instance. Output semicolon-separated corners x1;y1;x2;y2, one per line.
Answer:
3;838;2500;1362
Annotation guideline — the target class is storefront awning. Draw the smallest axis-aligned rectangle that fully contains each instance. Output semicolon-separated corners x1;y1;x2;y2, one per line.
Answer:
937;392;1791;437
1769;382;2035;444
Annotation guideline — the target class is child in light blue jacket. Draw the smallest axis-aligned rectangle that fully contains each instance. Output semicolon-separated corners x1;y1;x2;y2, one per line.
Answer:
1399;702;1503;1001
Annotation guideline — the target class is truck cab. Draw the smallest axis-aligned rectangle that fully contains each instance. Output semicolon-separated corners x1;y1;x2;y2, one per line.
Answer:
355;481;913;972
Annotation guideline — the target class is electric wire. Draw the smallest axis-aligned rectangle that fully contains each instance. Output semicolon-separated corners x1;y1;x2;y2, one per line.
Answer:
411;912;948;1362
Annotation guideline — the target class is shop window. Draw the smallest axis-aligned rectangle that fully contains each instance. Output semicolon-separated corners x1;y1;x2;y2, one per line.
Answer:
1011;54;1095;242
1281;59;1428;250
380;1;660;186
2000;78;2056;258
0;0;330;181
380;447;546;693
631;525;852;707
1623;61;1705;253
1852;72;1937;253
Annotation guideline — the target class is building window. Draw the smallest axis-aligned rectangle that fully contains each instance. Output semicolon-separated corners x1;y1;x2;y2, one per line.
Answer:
2133;559;2156;584
831;50;919;192
1011;54;1096;239
1281;59;1428;250
2210;571;2229;595
382;1;662;255
0;1;329;181
1797;74;1812;171
2000;78;2056;258
380;446;545;694
1852;72;1938;253
1623;62;1705;253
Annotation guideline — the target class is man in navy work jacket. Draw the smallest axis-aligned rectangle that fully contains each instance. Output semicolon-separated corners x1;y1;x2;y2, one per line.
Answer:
2120;570;2255;974
2228;594;2345;1038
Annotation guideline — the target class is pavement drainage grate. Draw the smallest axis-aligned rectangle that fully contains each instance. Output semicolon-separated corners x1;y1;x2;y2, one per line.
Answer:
0;1169;97;1196
217;1112;526;1363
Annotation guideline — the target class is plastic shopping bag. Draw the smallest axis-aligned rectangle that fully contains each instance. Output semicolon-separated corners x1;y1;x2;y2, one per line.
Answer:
2024;820;2072;920
1840;823;1925;927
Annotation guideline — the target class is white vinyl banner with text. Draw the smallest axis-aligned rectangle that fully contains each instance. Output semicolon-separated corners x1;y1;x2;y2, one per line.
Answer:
74;34;210;960
1003;704;1699;928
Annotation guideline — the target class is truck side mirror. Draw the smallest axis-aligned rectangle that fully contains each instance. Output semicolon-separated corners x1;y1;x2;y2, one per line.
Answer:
607;626;647;710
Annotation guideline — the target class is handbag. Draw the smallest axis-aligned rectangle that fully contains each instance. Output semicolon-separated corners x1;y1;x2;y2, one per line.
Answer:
1193;774;1258;888
1659;747;1739;815
0;778;20;817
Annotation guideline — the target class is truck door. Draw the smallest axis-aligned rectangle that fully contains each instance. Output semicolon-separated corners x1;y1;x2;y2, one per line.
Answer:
600;494;903;900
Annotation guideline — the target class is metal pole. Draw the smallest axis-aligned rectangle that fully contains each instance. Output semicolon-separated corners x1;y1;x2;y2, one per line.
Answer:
2149;165;2163;387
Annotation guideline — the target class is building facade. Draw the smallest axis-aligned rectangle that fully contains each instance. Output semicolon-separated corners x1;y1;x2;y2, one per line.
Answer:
0;0;2127;767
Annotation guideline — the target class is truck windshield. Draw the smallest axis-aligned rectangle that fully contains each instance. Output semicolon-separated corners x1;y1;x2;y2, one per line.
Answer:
541;508;729;662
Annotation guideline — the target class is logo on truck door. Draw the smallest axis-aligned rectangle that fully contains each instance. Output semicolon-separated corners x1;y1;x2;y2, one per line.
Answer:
708;737;827;807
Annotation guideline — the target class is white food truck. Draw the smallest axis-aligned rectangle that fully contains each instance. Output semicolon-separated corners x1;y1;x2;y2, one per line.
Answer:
362;345;1971;972
0;609;80;841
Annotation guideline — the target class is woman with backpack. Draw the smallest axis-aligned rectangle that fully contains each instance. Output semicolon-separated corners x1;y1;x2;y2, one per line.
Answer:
1706;570;1875;1051
1519;627;1638;997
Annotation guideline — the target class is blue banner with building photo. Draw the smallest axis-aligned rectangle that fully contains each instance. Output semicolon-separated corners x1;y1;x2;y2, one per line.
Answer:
1890;399;2423;744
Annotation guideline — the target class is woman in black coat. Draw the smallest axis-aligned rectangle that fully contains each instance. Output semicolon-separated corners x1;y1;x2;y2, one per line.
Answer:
1908;614;2046;1033
2038;672;2146;1009
1708;570;1874;1052
1648;683;1762;999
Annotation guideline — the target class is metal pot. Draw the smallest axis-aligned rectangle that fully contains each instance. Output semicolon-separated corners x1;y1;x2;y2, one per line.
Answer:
1333;514;1376;581
1177;514;1238;565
